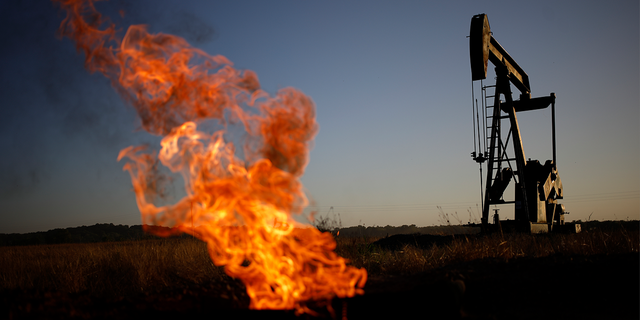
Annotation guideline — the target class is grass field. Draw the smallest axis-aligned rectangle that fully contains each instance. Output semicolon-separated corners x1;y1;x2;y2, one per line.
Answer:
0;237;228;299
336;222;638;275
1;221;637;301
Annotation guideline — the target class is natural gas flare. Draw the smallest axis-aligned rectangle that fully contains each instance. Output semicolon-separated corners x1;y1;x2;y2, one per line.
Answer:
54;0;366;312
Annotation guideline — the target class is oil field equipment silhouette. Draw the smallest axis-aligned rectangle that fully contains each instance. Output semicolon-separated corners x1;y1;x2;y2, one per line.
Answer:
468;14;580;233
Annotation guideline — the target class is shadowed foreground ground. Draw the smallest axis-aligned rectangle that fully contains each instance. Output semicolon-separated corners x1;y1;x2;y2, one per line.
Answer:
3;252;637;320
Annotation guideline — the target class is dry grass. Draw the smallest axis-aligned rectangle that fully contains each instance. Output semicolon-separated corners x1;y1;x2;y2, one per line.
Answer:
335;226;639;276
1;225;637;298
0;237;227;298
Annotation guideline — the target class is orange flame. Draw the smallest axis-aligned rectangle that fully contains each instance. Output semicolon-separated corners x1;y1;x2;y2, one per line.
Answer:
54;0;366;312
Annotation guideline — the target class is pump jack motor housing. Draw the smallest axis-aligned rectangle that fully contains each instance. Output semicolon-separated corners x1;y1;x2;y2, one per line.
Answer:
468;14;579;234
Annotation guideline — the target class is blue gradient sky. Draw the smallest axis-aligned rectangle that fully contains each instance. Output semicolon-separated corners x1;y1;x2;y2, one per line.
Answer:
1;0;638;233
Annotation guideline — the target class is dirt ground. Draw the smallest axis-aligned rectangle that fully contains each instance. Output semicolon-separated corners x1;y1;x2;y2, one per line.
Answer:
3;252;638;320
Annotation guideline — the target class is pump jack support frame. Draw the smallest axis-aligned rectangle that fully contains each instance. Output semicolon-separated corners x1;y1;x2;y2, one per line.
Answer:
481;65;530;228
469;14;579;233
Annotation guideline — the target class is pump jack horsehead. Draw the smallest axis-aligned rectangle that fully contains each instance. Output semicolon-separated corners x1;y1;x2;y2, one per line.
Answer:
468;14;580;234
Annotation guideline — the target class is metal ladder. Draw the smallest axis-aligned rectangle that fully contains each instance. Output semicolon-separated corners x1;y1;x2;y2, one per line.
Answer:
483;84;516;204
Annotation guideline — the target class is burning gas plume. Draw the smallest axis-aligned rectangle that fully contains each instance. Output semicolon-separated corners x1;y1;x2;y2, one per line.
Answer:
54;0;366;313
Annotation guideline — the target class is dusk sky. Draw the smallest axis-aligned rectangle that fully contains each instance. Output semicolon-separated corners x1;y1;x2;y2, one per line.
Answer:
1;0;638;234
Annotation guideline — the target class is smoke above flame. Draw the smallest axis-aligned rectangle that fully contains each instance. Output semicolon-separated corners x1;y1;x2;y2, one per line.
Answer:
54;0;366;312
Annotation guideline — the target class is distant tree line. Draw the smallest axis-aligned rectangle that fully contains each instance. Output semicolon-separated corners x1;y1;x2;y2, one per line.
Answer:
332;220;638;238
0;223;186;246
335;224;479;238
0;220;636;246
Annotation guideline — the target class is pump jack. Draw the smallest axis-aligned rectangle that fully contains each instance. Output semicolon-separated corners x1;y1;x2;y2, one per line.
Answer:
468;14;579;233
